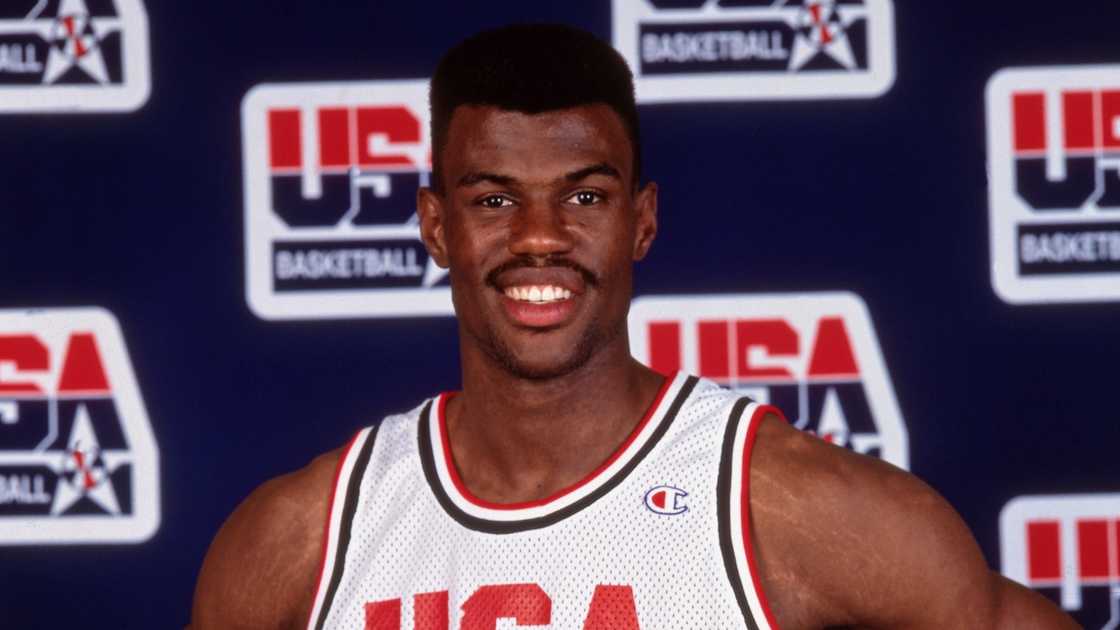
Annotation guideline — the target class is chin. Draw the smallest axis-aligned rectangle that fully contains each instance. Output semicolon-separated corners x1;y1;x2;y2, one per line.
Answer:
483;322;604;381
495;344;595;381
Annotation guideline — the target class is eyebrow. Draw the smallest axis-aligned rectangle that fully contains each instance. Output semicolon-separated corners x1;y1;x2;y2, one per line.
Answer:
456;171;517;188
455;162;623;189
564;162;622;183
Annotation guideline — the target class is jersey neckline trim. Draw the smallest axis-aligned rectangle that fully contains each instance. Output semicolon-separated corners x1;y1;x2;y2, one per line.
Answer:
417;371;698;534
436;372;676;511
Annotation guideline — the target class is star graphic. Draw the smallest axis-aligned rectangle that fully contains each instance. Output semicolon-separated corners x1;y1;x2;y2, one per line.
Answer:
815;386;850;446
50;403;123;516
788;0;859;72
41;0;112;85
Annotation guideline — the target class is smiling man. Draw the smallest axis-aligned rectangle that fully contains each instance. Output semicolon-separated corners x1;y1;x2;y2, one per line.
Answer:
191;24;1075;630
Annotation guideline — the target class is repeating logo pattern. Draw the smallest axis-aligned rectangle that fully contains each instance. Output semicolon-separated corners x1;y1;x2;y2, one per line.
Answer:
241;80;453;320
986;65;1120;304
0;308;159;544
629;292;907;468
0;0;150;113
611;0;895;103
1001;493;1120;629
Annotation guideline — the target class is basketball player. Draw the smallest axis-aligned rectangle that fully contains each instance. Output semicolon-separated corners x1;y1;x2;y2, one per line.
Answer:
191;25;1076;629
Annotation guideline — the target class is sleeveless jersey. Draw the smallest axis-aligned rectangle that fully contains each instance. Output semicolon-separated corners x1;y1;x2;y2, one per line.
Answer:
307;372;783;630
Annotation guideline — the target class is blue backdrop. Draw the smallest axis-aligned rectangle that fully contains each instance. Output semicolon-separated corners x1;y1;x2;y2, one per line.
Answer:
1;1;1117;628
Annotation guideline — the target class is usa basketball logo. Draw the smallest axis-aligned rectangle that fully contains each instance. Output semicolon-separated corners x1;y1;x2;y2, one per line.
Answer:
986;65;1120;304
629;293;907;468
242;80;453;320
611;0;895;103
1000;493;1120;628
0;308;159;544
0;0;150;113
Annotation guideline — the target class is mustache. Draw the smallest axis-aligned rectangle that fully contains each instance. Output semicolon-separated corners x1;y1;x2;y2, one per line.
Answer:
485;256;599;289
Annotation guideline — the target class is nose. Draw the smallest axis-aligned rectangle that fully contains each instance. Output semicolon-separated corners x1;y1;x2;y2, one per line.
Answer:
508;199;575;258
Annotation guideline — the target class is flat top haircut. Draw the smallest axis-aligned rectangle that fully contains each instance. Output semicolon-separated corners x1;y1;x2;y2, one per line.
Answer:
429;23;641;193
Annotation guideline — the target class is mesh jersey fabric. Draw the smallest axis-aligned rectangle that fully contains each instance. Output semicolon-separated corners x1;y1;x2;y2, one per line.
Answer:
307;372;782;630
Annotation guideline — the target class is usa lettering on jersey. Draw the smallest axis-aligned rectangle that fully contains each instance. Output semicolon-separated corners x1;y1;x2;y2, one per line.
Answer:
363;583;640;630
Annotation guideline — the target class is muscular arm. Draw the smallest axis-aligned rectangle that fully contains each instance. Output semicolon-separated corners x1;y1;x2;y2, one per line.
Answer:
749;416;1076;630
189;449;341;630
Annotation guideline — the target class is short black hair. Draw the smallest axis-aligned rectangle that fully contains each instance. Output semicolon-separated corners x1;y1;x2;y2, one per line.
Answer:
429;23;641;192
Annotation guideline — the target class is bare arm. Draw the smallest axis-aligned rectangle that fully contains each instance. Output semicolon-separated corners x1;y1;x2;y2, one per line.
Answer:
991;574;1079;630
748;416;1076;629
189;449;341;630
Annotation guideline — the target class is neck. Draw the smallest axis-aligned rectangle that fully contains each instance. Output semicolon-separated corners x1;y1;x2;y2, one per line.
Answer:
447;333;665;505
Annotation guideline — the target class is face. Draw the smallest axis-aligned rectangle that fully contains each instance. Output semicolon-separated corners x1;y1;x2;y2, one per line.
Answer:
418;104;657;380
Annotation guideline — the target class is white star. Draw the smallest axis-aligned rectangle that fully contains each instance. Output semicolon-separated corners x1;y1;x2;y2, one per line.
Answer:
788;1;859;72
816;386;851;447
41;0;112;85
50;403;122;516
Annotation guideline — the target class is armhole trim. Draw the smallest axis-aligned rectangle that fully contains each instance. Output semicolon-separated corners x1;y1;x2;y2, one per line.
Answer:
305;425;379;630
717;398;785;630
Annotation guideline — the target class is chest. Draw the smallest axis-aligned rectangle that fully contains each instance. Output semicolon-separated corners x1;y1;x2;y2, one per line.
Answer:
309;378;776;629
330;457;740;628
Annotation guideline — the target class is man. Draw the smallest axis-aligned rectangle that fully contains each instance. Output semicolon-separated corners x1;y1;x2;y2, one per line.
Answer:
192;24;1075;629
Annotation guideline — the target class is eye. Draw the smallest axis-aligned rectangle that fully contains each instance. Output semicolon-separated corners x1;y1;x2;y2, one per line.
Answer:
566;190;603;206
478;194;514;209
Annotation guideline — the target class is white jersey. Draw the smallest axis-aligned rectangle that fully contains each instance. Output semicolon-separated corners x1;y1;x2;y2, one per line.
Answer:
307;372;783;630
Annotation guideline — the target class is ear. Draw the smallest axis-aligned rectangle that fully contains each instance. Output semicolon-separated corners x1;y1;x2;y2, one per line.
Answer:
632;181;658;261
417;187;450;268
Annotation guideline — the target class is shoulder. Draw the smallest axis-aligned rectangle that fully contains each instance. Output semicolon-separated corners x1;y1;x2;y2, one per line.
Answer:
663;376;741;437
747;415;997;628
190;445;345;630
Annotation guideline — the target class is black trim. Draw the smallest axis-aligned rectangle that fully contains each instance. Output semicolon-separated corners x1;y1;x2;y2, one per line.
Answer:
717;397;761;630
313;425;379;630
418;376;699;534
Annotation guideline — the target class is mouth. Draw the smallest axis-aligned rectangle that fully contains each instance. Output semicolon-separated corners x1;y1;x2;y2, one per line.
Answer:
486;258;596;330
502;284;574;304
497;282;580;329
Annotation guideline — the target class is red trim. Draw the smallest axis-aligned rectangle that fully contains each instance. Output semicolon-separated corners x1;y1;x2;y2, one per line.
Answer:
305;429;363;629
435;374;675;511
741;404;784;630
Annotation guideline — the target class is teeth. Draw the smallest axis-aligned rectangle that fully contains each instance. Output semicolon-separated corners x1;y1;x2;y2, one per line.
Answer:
503;285;573;303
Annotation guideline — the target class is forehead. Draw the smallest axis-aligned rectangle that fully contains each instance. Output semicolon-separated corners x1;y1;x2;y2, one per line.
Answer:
441;104;633;182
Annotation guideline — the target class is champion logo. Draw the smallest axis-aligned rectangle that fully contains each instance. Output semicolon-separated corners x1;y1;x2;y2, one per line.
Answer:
645;485;688;516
